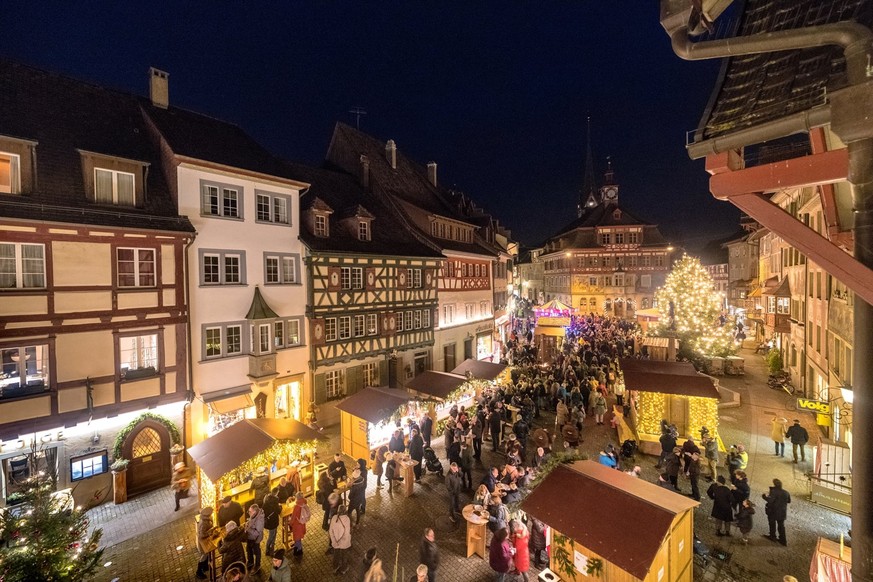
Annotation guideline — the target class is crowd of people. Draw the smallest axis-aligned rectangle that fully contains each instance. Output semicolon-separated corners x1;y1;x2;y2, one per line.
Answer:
189;311;797;580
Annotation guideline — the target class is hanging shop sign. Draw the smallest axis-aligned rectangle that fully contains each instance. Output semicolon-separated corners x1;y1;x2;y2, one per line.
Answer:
797;398;831;415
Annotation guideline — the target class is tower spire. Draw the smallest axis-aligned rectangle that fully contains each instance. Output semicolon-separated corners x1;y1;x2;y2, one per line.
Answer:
578;116;599;217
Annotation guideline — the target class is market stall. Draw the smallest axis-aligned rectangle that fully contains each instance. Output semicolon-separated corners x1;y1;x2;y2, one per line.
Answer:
521;460;698;582
188;417;326;510
334;386;420;461
405;370;472;433
533;299;573;364
619;358;721;456
451;358;509;384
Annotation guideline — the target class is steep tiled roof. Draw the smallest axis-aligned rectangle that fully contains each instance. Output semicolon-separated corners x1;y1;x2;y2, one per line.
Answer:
0;59;193;233
285;162;443;258
141;99;301;181
326;123;499;257
695;0;873;141
543;202;668;251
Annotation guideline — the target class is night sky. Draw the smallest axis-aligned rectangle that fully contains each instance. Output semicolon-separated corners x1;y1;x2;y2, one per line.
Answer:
2;3;740;248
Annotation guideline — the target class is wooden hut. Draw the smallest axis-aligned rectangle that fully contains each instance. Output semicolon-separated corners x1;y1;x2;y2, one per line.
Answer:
534;299;573;364
334;386;418;460
521;461;698;582
619;358;721;455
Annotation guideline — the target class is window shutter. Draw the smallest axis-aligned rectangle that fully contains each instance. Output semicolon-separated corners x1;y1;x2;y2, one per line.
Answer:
313;373;327;405
347;365;363;395
379;359;388;386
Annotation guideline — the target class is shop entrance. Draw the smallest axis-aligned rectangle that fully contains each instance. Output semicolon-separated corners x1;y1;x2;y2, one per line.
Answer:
275;379;302;421
121;419;171;498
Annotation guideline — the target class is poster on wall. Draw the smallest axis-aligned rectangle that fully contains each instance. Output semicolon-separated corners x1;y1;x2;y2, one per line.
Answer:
574;550;589;576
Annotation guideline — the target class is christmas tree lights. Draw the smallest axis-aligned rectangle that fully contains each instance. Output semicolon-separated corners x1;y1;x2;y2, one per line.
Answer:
654;254;735;358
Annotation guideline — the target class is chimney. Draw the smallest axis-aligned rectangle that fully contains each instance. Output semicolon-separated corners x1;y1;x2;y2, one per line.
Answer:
385;140;397;169
359;155;370;189
149;67;169;109
427;162;437;187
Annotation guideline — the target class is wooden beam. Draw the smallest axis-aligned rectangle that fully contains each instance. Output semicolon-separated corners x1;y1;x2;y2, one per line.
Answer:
729;193;873;306
708;149;849;200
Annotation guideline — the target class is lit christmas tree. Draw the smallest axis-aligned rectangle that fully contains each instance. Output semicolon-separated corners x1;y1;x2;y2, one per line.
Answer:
0;471;103;582
654;254;735;358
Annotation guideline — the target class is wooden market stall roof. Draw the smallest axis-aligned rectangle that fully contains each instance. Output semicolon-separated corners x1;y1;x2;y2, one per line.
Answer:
188;418;326;483
521;461;698;580
334;386;416;424
619;358;720;399
451;358;507;381
405;370;467;400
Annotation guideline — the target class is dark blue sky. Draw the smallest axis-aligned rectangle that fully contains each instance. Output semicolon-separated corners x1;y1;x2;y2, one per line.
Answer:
2;2;740;247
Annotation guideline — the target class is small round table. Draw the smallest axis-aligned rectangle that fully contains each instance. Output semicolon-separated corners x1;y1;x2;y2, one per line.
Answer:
462;504;489;559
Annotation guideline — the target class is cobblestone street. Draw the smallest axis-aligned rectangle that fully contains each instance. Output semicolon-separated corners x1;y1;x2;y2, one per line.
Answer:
91;347;848;582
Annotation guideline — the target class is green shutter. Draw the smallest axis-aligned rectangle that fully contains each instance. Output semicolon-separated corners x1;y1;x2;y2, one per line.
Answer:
314;373;327;405
379;359;387;387
347;365;363;395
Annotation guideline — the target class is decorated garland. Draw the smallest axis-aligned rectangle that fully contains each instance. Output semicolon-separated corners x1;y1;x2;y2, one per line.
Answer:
112;412;181;460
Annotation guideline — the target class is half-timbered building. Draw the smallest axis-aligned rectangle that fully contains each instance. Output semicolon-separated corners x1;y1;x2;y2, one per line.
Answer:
289;164;442;426
326;123;500;372
140;70;311;443
0;61;195;506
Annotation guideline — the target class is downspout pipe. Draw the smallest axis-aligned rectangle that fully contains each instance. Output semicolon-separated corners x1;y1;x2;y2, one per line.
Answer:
669;17;873;582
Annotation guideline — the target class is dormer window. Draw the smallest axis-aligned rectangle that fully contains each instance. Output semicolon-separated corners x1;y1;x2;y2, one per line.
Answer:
358;220;371;241
315;214;328;237
95;168;135;206
0;152;21;194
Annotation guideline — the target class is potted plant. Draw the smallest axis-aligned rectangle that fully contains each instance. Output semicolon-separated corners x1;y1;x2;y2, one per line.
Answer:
110;458;129;505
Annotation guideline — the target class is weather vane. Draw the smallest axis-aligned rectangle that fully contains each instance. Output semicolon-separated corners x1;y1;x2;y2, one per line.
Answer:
349;107;367;129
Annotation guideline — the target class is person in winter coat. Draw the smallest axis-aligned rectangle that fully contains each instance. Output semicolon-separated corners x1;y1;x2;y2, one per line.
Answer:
658;426;677;469
685;452;702;501
730;470;751;512
702;435;719;481
318;472;334;531
680;437;701;473
734;499;756;543
328;453;348;486
489;406;504;452
555;400;569;429
389;429;406;454
488;493;509;533
592;392;607;425
489;527;514;582
359;547;378;582
408;428;425;483
328;505;352;575
419;528;439;582
244;503;265;571
218;521;246;574
269;549;291;582
195;506;214;579
665;447;683;491
512;522;531;582
171;462;191;512
249;467;271;508
349;468;367;525
707;476;734;536
459;443;474;489
364;558;388;582
471;415;484;460
262;491;281;557
785;420;809;463
274;477;294;504
217;495;244;528
384;452;402;496
770;415;788;457
762;478;791;545
420;413;434;449
372;445;387;488
528;517;547;568
289;492;308;555
445;462;463;523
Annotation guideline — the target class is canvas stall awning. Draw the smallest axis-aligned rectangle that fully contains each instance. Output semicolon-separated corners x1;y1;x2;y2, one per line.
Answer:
521;461;697;580
188;418;325;483
451;358;507;381
334;386;415;424
619;358;720;399
405;370;466;400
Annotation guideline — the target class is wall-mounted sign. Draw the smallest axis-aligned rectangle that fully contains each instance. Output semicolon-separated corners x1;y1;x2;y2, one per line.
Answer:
797;398;830;414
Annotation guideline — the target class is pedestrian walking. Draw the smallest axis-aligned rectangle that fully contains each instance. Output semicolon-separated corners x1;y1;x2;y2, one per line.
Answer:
171;462;191;512
421;412;433;449
684;452;701;501
328;505;352;575
270;549;291;582
445;462;463;523
771;415;788;457
762;478;791;545
419;528;439;582
195;506;213;579
372;445;387;488
592;392;607;425
489;407;503;452
409;427;425;483
665;447;683;492
702;434;719;481
364;558;388;582
657;424;677;468
785;420;809;463
349;467;367;525
489;527;514;582
707;476;733;536
289;492;309;556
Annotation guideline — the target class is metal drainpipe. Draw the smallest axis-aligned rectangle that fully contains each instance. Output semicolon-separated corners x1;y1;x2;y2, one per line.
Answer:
670;21;873;580
183;235;196;451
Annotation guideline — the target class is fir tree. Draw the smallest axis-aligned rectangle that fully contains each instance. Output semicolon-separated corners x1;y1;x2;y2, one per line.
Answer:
0;468;103;582
654;254;735;359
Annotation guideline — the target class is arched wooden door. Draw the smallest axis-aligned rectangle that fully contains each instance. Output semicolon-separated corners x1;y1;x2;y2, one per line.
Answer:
121;419;171;498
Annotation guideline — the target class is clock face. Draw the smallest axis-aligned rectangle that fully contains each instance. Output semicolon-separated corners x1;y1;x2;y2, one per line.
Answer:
604;187;618;200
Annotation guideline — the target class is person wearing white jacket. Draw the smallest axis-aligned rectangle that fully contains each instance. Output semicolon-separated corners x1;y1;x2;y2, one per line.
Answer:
329;504;352;575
